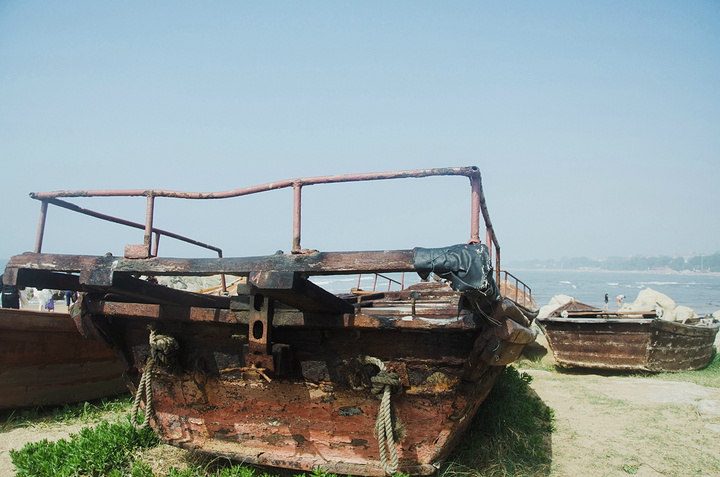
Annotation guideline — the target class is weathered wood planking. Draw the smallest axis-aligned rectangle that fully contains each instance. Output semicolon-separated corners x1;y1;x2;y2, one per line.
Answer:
0;308;127;409
538;316;719;372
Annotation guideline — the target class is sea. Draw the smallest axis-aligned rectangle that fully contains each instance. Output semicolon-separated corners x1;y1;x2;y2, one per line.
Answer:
514;269;720;316
312;269;720;316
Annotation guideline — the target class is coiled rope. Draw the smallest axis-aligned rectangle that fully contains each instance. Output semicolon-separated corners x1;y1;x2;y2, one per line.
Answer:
363;356;402;475
130;327;179;430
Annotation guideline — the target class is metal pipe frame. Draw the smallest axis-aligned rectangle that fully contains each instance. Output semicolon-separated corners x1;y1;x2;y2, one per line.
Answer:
28;166;501;271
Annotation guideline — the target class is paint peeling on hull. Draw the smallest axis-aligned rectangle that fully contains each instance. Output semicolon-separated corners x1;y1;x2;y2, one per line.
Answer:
85;282;536;475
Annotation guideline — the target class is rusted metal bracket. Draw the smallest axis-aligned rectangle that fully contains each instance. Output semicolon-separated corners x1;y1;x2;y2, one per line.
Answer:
247;291;275;372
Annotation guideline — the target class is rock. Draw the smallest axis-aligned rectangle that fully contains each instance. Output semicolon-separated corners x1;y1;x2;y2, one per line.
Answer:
538;294;574;319
674;305;697;323
697;400;720;420
621;287;679;321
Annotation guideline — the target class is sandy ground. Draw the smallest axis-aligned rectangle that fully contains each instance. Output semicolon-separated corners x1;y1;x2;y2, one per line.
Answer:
518;333;720;476
523;370;720;476
2;328;719;476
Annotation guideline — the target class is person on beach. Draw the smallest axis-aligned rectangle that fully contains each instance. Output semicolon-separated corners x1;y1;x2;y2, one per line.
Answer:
64;290;77;307
45;294;55;312
603;293;609;311
35;288;54;312
616;294;625;310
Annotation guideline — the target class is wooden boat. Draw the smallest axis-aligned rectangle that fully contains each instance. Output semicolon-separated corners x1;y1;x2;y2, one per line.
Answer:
3;166;537;475
536;300;720;372
0;308;127;410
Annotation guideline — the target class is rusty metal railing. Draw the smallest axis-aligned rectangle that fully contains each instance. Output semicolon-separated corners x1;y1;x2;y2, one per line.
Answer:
32;197;229;292
499;269;534;309
356;273;405;292
29;166;514;295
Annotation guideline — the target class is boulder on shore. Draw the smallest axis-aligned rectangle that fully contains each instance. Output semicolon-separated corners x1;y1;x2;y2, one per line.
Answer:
538;294;574;320
620;287;698;322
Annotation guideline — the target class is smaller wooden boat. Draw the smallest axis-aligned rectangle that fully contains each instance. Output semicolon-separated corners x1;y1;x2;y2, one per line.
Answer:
536;300;719;372
0;308;127;409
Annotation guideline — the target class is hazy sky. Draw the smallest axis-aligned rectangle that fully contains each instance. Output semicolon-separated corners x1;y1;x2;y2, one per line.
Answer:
1;1;718;264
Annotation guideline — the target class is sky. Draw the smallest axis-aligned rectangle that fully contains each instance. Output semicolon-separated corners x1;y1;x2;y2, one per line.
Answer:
1;1;718;265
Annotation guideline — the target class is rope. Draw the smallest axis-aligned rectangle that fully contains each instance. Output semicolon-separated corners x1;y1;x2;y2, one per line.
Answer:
130;328;179;430
131;357;155;430
363;356;402;475
149;328;179;368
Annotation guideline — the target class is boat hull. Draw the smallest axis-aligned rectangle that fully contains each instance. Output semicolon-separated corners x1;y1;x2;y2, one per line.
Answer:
81;287;535;475
0;308;127;409
537;317;719;372
149;362;505;475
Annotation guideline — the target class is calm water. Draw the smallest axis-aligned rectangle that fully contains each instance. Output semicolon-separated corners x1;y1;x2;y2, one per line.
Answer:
312;269;720;316
514;269;720;316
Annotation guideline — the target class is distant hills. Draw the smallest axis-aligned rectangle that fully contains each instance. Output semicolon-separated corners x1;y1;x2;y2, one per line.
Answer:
507;252;720;273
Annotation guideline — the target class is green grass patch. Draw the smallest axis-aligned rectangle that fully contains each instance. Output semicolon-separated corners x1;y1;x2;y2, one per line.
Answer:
1;394;132;431
10;416;160;476
439;366;553;477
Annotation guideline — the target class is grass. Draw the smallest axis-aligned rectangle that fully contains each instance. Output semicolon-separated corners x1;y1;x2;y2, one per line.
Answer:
6;368;553;477
1;394;132;431
439;367;553;477
10;416;159;476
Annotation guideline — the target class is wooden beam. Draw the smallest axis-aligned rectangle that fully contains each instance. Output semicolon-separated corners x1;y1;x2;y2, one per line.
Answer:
7;250;417;277
249;271;354;314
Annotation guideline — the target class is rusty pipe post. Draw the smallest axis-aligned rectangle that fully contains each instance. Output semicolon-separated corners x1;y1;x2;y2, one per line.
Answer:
144;194;155;258
34;200;49;253
469;175;481;244
292;182;302;253
218;250;227;294
152;232;161;257
486;229;493;265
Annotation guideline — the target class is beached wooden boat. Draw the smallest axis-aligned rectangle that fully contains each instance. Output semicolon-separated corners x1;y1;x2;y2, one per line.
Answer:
3;166;537;475
537;300;719;372
0;308;127;409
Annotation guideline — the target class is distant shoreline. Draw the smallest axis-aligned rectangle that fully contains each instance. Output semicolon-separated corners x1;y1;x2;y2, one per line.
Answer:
509;268;720;277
